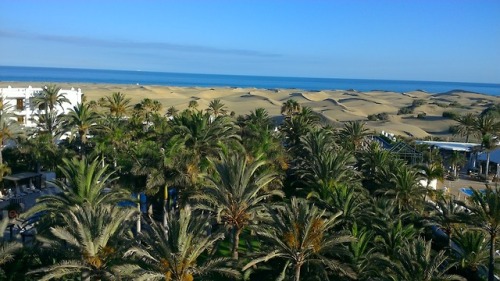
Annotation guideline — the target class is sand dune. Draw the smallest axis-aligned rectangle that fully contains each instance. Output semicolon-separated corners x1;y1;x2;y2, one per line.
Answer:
2;81;499;140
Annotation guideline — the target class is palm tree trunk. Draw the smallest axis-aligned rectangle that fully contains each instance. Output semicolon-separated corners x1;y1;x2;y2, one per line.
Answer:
294;263;302;281
489;232;495;281
486;152;491;180
232;226;242;260
136;194;142;234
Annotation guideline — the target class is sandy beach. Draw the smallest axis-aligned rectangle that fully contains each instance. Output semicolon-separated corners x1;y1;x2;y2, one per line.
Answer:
2;81;499;140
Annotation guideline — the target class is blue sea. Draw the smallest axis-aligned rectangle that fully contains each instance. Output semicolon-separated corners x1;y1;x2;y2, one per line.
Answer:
1;66;499;96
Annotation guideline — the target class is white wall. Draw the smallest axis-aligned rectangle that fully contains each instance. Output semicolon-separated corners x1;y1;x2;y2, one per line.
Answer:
0;85;82;127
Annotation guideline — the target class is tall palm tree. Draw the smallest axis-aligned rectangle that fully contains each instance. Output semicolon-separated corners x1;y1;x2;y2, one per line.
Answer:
481;134;497;180
383;165;426;213
448;151;467;178
389;238;464;281
243;197;355;281
454;113;477;143
193;151;282;260
100;92;131;118
207;99;227;117
459;186;500;281
29;204;137;281
0;98;23;164
63;102;100;153
339;120;371;152
281;107;320;152
115;207;240;281
281;99;301;117
35;109;64;138
33;84;69;112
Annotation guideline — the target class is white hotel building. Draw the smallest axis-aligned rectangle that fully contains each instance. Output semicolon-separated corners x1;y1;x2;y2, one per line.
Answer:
0;85;82;127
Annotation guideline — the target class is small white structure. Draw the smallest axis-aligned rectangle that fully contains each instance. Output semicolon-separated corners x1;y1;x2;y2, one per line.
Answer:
415;140;480;152
420;179;438;190
0;85;82;127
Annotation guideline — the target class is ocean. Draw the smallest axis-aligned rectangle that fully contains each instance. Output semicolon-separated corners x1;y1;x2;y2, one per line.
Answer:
1;66;499;96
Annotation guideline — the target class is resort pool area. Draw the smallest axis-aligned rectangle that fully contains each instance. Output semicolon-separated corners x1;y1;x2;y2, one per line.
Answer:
460;188;486;196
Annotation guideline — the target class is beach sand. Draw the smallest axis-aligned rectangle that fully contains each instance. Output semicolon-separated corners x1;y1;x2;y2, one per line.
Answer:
2;82;500;140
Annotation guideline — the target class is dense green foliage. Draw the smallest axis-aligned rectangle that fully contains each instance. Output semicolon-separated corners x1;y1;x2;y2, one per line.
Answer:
1;89;500;280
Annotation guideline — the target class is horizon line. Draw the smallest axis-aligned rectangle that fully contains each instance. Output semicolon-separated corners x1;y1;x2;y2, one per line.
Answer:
1;64;500;86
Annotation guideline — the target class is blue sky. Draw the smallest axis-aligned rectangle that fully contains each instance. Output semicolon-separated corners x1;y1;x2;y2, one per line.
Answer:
0;0;499;83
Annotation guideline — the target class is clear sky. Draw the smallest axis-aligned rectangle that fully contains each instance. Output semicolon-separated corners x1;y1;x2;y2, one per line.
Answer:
0;0;499;83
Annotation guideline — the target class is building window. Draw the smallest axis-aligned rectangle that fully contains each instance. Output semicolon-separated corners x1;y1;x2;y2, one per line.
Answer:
16;99;24;110
17;115;25;123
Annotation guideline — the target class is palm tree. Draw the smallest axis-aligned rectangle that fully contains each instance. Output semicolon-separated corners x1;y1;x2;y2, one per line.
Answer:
193;151;282;260
281;99;301;117
339;121;371;151
382;165;426;213
389;238;464;281
188;100;199;110
33;84;69;112
35;110;64;138
244;108;272;130
374;219;419;260
417;162;444;190
100;92;131;118
0;98;23;165
29;204;137;281
170;110;240;160
359;142;393;192
475;113;500;139
29;157;131;216
426;194;464;249
454;113;477;143
115;207;240;281
63;102;100;153
318;184;371;228
300;149;358;199
166;106;179;118
452;229;489;280
459;186;500;281
243;197;355;281
348;224;382;280
448;151;467;178
481;134;497;180
0;218;22;277
207;99;227;117
281;107;320;152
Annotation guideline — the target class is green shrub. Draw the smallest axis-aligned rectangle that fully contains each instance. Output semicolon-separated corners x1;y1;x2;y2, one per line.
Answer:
442;111;459;119
412;99;426;107
367;112;389;121
398;106;414;115
417;113;426;119
434;102;449;108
